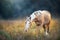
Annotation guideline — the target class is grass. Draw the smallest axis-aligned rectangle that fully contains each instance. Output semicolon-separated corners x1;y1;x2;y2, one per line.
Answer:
0;18;60;40
0;30;12;40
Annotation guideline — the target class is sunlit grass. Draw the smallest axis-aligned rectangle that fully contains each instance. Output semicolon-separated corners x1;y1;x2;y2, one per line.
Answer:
0;18;59;40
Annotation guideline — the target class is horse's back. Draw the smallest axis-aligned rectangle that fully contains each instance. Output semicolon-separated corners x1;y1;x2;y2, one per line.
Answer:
40;10;51;24
41;10;51;20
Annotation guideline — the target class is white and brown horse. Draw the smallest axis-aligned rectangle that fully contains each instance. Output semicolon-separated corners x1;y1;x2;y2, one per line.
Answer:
24;10;51;35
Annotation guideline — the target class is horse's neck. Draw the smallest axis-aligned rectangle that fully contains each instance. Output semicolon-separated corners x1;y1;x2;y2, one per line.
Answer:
30;10;42;22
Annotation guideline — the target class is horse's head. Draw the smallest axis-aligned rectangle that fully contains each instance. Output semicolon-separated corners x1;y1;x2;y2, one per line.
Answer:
24;10;41;32
24;17;31;32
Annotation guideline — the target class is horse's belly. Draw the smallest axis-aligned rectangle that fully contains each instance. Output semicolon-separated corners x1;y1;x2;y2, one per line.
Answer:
44;21;49;25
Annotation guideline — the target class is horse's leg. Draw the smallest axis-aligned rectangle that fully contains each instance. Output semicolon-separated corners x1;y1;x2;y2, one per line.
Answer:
46;25;49;33
43;24;46;34
45;21;50;35
43;24;49;35
46;21;50;33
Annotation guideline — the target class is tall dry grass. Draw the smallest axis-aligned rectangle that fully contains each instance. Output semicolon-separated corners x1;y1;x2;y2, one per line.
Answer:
0;18;60;40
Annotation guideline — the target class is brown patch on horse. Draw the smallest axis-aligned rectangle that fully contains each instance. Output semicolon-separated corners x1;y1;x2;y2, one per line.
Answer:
34;18;42;26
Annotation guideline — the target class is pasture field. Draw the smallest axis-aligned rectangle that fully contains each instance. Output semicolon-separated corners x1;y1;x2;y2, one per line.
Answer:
0;18;60;40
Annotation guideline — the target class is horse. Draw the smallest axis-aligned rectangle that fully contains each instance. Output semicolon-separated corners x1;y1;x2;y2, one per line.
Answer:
24;10;51;35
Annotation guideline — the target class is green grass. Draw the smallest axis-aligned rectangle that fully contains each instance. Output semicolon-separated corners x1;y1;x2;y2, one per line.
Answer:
0;30;13;40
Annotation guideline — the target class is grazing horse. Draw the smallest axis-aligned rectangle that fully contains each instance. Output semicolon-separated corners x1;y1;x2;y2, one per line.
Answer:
24;10;51;35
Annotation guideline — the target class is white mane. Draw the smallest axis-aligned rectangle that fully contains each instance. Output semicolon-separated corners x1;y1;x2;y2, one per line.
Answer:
30;10;42;21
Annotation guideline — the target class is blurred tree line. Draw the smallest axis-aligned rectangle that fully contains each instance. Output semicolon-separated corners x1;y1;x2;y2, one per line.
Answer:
0;0;60;19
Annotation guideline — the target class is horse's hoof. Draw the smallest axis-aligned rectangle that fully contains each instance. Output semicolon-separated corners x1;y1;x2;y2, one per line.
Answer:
46;33;49;35
44;32;49;36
